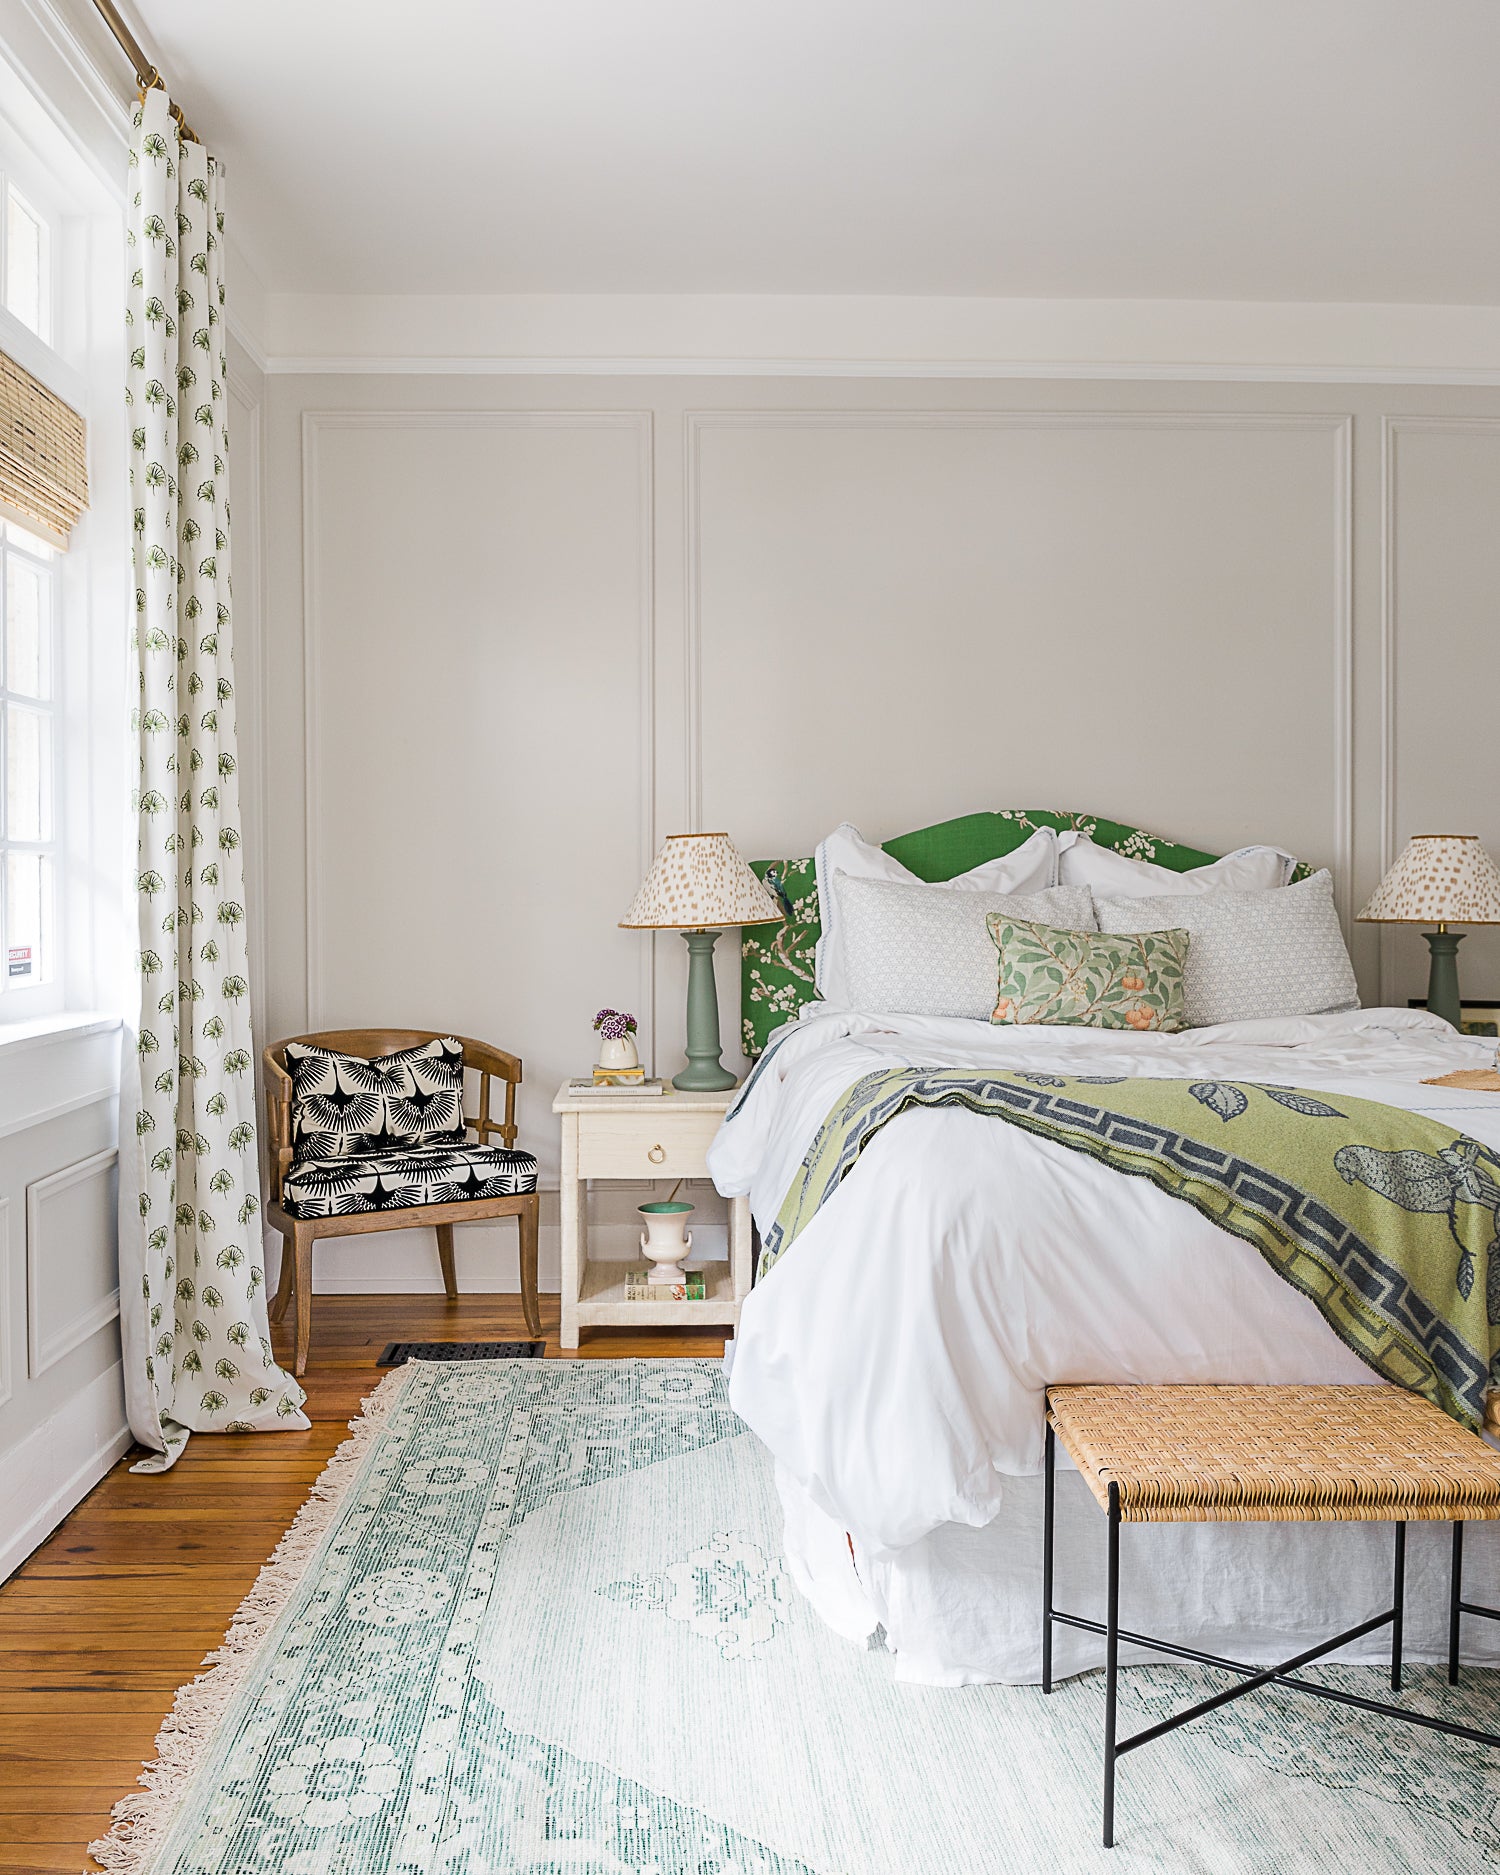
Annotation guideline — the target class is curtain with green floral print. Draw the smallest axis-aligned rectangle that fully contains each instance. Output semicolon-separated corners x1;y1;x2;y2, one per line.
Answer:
118;90;306;1471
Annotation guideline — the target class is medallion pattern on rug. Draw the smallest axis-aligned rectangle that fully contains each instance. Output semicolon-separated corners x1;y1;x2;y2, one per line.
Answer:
600;1530;793;1661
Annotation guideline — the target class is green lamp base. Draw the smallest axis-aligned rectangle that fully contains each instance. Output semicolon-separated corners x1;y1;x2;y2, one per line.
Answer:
1424;928;1464;1029
673;928;738;1091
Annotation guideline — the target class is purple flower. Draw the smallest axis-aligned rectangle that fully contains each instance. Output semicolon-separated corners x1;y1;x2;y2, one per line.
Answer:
592;1008;637;1038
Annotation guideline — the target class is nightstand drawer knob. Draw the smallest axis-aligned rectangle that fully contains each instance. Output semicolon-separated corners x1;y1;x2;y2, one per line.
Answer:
647;1143;666;1164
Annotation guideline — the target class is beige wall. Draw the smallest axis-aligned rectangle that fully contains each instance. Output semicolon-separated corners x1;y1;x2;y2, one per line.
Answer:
234;369;1500;1291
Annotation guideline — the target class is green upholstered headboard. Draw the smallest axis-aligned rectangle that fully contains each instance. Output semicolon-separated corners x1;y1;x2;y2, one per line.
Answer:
739;808;1307;1058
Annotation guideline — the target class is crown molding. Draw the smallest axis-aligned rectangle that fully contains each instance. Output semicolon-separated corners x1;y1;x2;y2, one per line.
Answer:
258;352;1500;385
255;291;1500;385
227;309;270;380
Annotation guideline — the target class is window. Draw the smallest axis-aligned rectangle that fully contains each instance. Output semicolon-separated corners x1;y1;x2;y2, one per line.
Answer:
0;518;55;994
0;94;126;1027
3;180;48;343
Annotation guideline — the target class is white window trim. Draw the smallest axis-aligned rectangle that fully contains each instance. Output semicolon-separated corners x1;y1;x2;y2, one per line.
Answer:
0;43;129;1036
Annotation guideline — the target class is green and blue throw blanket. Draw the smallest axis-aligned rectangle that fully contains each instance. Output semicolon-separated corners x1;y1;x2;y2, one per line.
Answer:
758;1070;1500;1430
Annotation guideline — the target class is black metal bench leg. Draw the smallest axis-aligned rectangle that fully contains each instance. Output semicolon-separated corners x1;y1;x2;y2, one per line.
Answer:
1449;1521;1464;1686
1042;1420;1055;1695
1104;1480;1121;1849
1391;1522;1406;1693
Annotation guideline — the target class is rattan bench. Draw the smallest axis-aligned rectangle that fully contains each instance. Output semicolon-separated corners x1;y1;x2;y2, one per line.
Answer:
1042;1384;1500;1849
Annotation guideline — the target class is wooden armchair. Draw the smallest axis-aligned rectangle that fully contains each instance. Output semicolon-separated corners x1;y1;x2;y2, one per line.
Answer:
263;1028;541;1376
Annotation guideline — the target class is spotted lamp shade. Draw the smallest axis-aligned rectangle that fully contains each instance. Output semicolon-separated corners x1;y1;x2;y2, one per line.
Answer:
1358;835;1500;925
619;833;784;931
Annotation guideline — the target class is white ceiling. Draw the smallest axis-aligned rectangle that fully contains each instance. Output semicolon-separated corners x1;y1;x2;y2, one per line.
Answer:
129;0;1500;305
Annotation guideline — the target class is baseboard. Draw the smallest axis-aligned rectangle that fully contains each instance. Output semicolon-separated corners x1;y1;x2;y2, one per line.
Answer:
305;1274;562;1296
0;1361;133;1582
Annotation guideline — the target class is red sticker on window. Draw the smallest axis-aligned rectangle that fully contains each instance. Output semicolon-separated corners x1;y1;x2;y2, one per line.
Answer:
8;946;32;979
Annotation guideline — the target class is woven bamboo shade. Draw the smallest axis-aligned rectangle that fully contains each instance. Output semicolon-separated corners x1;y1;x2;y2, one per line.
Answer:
0;349;88;549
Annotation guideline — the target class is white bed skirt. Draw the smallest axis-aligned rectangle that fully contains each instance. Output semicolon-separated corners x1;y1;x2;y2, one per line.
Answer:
777;1460;1500;1687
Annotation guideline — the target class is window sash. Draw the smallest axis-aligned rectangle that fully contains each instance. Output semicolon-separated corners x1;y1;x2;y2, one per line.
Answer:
0;525;57;995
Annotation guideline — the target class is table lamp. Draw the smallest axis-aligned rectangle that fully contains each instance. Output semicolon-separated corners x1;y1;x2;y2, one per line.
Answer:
620;833;783;1090
1357;834;1500;1028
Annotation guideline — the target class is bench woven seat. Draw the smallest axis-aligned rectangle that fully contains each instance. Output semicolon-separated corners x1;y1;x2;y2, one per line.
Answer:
1047;1383;1500;1526
1041;1381;1500;1849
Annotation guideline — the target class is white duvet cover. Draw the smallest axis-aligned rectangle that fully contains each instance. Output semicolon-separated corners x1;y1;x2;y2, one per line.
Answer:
708;1005;1500;1682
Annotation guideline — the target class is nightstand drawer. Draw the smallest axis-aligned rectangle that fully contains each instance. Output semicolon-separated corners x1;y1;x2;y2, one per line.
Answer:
575;1107;721;1179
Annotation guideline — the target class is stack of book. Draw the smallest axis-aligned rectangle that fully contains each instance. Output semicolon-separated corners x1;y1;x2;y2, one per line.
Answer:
624;1267;707;1302
593;1062;645;1086
566;1075;668;1098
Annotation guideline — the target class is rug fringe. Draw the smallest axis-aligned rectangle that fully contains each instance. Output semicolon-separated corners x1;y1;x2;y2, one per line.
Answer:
87;1364;418;1875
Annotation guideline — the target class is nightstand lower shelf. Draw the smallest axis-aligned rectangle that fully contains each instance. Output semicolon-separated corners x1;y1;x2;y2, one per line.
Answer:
576;1258;740;1328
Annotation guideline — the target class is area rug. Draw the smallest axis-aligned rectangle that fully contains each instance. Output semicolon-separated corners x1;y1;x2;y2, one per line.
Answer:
93;1359;1500;1875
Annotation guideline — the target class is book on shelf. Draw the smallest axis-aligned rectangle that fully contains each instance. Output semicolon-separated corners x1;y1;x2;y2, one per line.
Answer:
593;1063;645;1084
566;1077;668;1097
624;1267;707;1301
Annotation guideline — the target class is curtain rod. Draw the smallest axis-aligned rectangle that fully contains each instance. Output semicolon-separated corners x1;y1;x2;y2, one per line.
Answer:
90;0;199;143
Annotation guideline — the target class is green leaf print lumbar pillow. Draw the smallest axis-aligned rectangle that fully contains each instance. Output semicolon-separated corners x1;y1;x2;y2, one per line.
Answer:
987;916;1190;1031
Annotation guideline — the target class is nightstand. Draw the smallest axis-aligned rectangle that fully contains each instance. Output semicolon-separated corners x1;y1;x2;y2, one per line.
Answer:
552;1083;752;1349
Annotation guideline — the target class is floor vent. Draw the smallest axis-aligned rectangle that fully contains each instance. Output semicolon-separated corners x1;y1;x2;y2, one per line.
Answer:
376;1340;546;1366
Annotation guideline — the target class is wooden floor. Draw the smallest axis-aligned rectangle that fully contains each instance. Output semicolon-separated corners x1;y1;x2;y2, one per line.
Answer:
0;1293;722;1874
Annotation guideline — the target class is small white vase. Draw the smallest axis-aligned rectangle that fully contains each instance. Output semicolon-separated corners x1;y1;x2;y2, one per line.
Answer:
638;1202;694;1285
597;1033;639;1071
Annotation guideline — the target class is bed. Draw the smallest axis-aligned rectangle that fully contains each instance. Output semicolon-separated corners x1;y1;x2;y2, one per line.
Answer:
710;810;1500;1685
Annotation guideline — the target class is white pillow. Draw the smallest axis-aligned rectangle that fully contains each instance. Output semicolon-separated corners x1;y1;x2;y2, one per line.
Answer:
1058;832;1296;897
814;822;1058;1004
834;873;1097;1019
1093;869;1359;1027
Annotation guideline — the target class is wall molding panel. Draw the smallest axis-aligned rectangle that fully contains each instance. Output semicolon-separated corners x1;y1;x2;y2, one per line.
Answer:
1377;414;1500;1007
228;367;270;1059
0;1197;11;1411
685;408;1353;920
299;408;656;1054
25;1147;119;1380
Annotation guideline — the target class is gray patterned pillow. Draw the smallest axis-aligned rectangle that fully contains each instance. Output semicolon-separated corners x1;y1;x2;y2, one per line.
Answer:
1093;869;1359;1027
833;872;1098;1018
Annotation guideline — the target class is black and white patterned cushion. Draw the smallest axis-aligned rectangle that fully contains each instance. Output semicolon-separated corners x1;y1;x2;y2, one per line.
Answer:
282;1142;539;1219
285;1038;466;1161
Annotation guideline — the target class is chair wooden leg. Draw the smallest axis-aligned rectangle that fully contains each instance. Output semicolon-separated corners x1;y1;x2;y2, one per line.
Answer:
518;1196;541;1338
269;1232;295;1324
435;1223;458;1299
292;1226;315;1378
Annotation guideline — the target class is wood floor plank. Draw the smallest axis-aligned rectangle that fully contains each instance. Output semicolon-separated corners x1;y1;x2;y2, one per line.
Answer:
0;1848;97;1870
0;1292;719;1871
0;1720;166;1757
1;1816;119;1843
0;1788;127;1814
0;1690;197;1714
0;1668;204;1689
